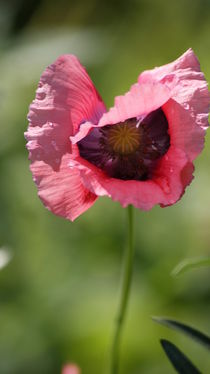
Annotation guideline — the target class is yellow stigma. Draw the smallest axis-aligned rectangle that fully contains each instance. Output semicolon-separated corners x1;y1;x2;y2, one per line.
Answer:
108;122;141;155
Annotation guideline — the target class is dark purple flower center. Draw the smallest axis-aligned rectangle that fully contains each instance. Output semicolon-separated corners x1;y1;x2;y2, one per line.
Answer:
78;108;170;181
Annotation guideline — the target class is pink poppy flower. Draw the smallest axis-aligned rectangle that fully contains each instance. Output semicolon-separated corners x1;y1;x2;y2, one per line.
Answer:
25;49;209;221
62;363;81;374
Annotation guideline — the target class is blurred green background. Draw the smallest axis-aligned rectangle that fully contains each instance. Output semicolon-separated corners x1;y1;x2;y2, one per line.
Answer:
0;0;210;373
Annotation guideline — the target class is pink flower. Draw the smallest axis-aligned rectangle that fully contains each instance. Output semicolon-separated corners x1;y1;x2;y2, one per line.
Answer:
25;49;209;221
62;364;81;374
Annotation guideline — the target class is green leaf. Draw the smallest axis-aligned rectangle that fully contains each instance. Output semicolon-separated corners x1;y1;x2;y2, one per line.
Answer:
160;339;201;374
153;317;210;350
171;256;210;277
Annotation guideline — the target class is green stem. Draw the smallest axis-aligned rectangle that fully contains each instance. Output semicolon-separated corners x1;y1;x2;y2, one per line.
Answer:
110;205;134;374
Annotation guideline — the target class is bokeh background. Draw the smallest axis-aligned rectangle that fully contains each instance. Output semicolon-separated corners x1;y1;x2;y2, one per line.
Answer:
0;0;210;373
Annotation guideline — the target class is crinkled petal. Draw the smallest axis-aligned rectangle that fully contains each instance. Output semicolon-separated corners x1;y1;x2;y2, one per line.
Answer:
139;48;210;162
25;55;105;220
97;80;175;128
30;154;96;221
27;54;106;134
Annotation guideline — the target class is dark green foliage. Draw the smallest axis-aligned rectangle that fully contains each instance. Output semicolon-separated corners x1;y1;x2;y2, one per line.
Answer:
160;339;201;374
153;317;210;350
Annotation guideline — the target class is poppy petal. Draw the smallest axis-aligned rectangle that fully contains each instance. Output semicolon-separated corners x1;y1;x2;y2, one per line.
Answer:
97;80;175;128
29;154;96;221
69;144;190;210
69;157;164;210
139;48;210;161
25;54;104;220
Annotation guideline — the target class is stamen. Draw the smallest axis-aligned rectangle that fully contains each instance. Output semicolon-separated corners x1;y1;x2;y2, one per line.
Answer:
107;122;141;155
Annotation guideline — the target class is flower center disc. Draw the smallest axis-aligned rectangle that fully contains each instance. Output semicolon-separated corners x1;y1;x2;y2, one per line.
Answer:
78;108;170;181
107;121;141;155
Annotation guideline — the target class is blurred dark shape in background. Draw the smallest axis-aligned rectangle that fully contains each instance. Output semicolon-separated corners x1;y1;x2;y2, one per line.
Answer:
10;0;43;36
